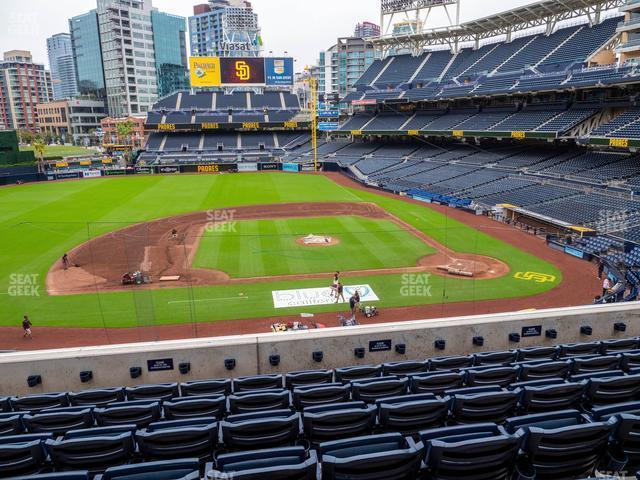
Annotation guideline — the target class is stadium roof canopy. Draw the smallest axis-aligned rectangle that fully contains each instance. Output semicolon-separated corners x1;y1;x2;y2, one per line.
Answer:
372;0;624;53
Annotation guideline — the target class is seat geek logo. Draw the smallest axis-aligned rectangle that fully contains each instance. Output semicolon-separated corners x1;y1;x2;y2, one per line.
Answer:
8;274;39;297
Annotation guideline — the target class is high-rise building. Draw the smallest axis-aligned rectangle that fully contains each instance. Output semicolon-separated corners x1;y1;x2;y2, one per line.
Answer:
97;0;158;117
0;50;52;131
190;1;262;58
47;33;78;100
316;36;377;99
354;21;380;38
151;11;189;98
69;10;106;99
93;0;188;117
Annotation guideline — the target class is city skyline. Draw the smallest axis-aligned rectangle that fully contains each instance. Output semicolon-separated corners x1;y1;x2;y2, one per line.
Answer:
1;0;535;70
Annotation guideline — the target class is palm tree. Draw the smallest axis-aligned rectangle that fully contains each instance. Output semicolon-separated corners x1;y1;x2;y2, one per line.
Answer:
115;120;135;145
32;138;46;174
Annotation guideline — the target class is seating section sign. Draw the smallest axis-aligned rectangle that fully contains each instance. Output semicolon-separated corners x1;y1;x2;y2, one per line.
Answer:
272;285;379;308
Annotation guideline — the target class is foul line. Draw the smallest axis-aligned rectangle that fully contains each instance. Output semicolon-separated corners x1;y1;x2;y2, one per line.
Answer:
168;296;250;305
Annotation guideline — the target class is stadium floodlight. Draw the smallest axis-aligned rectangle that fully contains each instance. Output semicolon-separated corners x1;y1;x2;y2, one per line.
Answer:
381;0;458;15
378;0;460;56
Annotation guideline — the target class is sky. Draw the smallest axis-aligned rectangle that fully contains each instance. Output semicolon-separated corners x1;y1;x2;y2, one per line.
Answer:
0;0;536;70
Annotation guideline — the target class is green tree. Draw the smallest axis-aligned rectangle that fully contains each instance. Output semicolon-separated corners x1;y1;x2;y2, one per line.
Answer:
32;137;46;174
115;120;135;145
18;129;33;145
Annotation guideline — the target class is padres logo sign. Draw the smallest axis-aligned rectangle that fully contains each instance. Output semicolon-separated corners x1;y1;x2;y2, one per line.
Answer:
514;272;557;283
235;61;251;81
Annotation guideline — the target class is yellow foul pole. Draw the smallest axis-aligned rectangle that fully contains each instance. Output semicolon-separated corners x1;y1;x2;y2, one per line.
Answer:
309;76;318;172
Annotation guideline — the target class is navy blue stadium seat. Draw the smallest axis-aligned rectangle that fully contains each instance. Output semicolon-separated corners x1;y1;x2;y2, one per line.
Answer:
208;447;317;479
136;418;218;462
334;365;382;383
46;429;135;472
511;409;616;479
351;377;408;403
621;351;640;372
473;350;517;366
94;401;161;428
96;458;200;480
601;338;640;354
515;381;585;413
163;395;226;420
319;433;423;480
376;393;448;433
382;360;429;377
450;389;518;424
420;423;519;480
22;407;94;435
570;355;621;375
220;410;300;450
232;375;283;392
303;402;376;444
559;342;601;358
463;366;518;387
292;384;351;410
409;371;465;394
584;373;640;406
0;414;23;436
10;393;69;412
284;370;334;389
180;379;231;397
0;398;10;413
0;438;47;477
517;360;572;380
125;383;179;402
429;355;473;371
228;389;290;414
517;346;560;362
68;388;125;407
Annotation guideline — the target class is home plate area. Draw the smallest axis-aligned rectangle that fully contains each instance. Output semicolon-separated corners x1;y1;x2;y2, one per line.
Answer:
272;285;379;308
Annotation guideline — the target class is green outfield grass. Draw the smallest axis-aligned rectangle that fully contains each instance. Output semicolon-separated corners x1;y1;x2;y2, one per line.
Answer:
193;216;436;277
0;173;562;329
20;145;99;159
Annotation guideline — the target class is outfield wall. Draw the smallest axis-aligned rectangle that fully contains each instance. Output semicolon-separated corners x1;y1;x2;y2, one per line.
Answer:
1;302;639;396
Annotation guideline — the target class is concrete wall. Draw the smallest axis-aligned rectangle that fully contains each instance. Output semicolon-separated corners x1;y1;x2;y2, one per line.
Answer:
1;302;640;397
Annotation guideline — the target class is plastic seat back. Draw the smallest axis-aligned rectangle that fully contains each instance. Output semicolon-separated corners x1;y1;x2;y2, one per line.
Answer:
303;402;376;445
180;379;231;397
292;384;350;410
228;390;290;414
163;395;226;420
220;410;300;450
351;377;408;403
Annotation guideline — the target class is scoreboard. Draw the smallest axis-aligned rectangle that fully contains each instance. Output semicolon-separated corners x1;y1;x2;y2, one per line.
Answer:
189;57;293;87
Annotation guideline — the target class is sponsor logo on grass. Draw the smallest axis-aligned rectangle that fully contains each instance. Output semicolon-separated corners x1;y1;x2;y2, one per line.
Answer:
205;209;237;233
400;273;432;297
514;272;557;283
272;285;379;308
8;274;39;297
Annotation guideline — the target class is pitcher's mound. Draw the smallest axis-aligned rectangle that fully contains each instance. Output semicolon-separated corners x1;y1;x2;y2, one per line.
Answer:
296;234;340;247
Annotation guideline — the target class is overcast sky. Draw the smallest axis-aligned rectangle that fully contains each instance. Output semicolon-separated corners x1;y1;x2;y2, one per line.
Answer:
0;0;536;70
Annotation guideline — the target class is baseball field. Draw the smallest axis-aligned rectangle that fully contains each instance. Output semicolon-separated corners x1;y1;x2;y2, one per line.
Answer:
0;172;565;331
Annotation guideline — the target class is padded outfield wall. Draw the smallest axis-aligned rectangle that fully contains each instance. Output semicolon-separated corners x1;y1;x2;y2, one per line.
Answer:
0;302;639;396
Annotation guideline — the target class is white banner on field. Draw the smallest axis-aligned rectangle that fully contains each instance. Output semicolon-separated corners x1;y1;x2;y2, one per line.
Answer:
272;284;379;309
